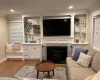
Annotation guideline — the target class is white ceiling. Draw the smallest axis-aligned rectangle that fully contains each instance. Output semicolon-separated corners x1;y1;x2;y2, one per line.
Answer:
0;0;99;14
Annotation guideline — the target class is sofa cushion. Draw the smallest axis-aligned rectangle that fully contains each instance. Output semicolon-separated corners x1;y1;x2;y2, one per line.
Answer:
92;51;100;72
87;48;96;66
68;67;95;80
66;57;83;68
72;48;88;61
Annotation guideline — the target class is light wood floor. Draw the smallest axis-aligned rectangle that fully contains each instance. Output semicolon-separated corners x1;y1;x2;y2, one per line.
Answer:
0;60;66;76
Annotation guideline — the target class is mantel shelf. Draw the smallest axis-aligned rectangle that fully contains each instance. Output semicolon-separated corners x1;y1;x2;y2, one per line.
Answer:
72;43;89;45
41;36;73;39
22;43;42;45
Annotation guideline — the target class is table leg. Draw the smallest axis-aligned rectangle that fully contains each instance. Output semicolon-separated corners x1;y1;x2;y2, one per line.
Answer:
53;70;55;76
37;71;39;79
47;71;50;77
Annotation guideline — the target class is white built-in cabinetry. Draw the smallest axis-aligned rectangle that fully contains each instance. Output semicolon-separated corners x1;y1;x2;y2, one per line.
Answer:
7;14;88;60
8;14;88;44
22;43;42;60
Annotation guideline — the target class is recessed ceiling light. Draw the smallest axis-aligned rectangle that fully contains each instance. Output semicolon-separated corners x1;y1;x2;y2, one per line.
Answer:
10;9;15;12
69;6;73;9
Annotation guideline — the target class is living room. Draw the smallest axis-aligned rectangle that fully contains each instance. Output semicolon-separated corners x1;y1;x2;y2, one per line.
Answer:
0;0;100;80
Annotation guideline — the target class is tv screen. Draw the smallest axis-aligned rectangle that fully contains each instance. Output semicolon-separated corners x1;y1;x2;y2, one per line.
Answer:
43;18;71;36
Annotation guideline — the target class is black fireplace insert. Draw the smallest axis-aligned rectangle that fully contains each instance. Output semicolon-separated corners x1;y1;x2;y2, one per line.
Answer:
47;46;67;64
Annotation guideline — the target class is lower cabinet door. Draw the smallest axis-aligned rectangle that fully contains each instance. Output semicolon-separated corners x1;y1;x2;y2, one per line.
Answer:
29;46;42;59
23;46;30;59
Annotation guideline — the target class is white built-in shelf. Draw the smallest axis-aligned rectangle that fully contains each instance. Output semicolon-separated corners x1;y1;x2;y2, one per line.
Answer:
22;43;42;45
72;43;88;45
74;14;87;44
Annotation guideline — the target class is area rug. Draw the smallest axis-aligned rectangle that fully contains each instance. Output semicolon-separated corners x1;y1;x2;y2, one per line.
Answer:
15;66;67;80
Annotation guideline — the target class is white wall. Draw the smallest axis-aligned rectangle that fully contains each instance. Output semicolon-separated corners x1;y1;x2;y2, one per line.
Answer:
0;15;9;59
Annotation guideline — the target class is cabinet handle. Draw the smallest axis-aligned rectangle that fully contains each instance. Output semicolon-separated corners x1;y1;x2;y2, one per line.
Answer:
33;48;36;49
24;49;28;50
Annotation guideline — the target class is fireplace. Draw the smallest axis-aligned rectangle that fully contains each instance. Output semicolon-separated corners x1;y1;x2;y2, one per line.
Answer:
47;46;67;64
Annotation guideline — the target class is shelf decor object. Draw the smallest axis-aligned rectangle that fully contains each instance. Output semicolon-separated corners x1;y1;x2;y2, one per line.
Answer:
24;17;40;43
74;14;87;43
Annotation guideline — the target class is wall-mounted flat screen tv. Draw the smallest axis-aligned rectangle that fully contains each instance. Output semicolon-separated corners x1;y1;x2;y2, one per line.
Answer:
43;18;71;36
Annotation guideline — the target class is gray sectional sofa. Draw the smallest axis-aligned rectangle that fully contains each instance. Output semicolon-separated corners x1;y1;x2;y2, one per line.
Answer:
66;48;100;80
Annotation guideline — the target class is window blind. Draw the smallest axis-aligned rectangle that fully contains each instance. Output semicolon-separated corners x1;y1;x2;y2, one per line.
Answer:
9;22;23;43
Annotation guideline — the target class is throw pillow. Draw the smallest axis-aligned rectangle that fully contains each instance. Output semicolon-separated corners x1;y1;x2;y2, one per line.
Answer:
6;43;13;52
72;48;88;61
85;70;100;80
85;74;96;80
91;70;100;80
13;44;21;51
77;52;92;68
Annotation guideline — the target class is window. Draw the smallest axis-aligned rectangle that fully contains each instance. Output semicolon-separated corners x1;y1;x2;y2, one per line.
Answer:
92;15;100;50
9;22;23;43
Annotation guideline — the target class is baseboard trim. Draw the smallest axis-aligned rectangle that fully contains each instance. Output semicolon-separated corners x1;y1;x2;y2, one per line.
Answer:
0;58;7;63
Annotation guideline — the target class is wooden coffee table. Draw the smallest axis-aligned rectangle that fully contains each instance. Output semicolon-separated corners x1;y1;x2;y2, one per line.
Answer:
35;61;55;79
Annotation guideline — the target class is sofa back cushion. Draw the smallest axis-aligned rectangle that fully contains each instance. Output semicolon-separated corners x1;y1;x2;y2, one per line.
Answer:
87;48;96;66
87;48;96;57
92;51;100;72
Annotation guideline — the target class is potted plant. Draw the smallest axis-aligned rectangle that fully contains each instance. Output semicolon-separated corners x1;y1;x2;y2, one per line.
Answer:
24;20;34;42
74;17;79;25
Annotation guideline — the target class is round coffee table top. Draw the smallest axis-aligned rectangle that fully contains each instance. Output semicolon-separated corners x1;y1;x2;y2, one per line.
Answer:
35;61;55;72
